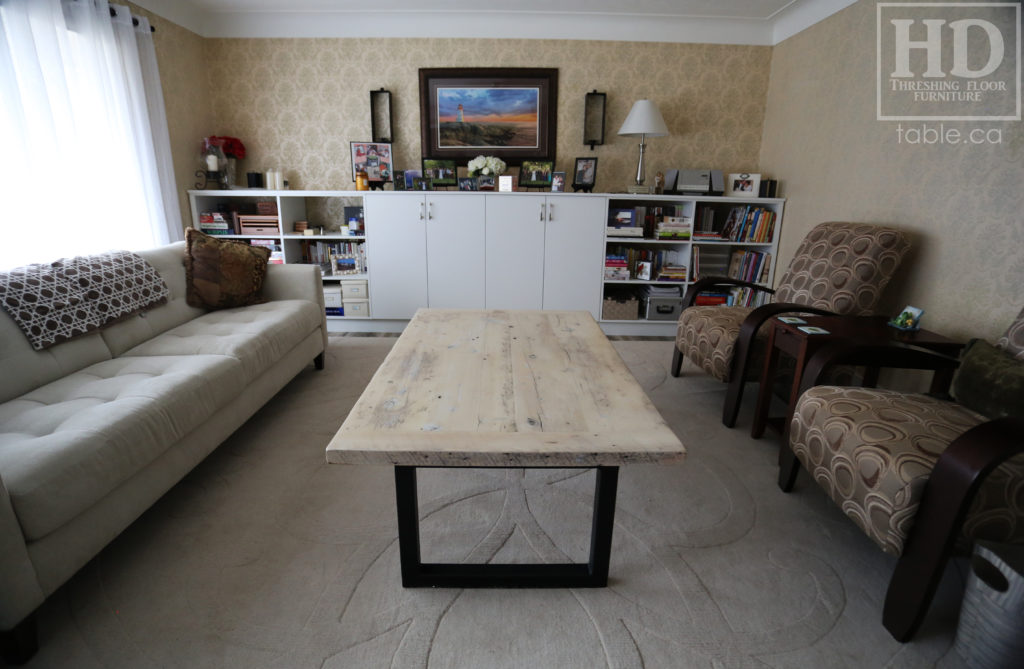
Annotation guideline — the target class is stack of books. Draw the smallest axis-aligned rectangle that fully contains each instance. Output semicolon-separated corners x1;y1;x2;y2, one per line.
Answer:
655;215;692;239
656;265;688;282
604;253;630;280
198;212;232;235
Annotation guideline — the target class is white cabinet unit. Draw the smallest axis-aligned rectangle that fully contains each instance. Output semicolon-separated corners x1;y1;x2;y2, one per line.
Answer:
365;193;427;319
424;194;486;309
542;195;605;319
485;194;546;310
189;190;784;335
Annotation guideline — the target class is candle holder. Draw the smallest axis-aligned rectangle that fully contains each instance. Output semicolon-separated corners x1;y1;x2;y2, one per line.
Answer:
195;170;225;190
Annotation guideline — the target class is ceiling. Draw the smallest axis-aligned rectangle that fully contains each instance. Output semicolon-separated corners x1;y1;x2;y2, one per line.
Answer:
132;0;859;44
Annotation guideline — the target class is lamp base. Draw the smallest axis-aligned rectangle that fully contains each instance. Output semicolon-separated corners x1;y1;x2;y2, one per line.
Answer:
627;184;654;194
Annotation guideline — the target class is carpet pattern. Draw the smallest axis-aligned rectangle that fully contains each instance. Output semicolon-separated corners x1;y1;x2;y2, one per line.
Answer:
22;337;972;668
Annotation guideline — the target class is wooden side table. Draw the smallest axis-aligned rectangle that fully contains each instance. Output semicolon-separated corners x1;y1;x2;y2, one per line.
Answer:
751;315;964;439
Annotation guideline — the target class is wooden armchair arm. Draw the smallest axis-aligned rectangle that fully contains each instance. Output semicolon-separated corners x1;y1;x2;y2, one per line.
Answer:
883;416;1024;641
682;276;775;307
798;341;962;396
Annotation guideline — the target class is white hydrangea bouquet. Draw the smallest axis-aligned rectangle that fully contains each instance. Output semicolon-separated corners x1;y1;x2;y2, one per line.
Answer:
467;155;506;177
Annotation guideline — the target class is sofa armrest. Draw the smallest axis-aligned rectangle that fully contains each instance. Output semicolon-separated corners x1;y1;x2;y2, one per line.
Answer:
0;472;45;630
261;263;328;355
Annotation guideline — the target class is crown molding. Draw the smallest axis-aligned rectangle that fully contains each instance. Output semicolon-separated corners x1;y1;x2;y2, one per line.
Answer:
132;0;858;45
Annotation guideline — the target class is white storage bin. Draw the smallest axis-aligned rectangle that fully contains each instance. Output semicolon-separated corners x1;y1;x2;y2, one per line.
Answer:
343;299;370;318
340;279;368;299
322;286;342;308
955;541;1024;668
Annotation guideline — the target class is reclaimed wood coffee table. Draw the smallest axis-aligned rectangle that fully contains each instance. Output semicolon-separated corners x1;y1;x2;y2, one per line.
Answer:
326;309;685;588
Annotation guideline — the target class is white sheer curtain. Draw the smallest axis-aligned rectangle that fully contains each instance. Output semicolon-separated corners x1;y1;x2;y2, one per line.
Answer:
0;0;181;271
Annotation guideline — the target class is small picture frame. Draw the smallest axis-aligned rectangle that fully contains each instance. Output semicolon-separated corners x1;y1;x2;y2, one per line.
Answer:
412;177;430;191
551;171;566;192
477;174;495;191
498;175;515;192
889;305;924;331
458;177;477;191
393;169;406;191
573;157;597;192
403;170;422;189
725;172;761;197
350;141;393;183
518;160;554;189
422;158;457;188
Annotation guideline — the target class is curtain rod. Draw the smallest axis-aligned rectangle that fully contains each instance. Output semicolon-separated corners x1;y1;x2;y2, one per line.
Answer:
109;6;156;33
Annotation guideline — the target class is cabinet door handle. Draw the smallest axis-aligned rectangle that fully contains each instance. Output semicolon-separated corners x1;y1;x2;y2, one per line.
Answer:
428;201;434;220
419;202;425;220
548;203;554;221
539;203;545;222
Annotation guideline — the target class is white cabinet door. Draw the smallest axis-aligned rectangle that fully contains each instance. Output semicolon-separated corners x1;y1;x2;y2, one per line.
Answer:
366;193;428;319
425;194;486;309
542;195;605;319
485;194;546;310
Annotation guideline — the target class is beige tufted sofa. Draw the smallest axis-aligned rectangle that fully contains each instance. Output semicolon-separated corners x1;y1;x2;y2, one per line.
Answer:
0;241;327;660
672;222;911;427
780;306;1024;642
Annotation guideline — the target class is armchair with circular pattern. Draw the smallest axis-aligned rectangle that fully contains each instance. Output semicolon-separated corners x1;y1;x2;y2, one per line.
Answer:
778;306;1024;641
671;222;912;427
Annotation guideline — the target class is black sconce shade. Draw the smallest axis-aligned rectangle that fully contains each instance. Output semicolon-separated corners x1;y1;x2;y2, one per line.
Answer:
583;90;606;149
371;88;393;143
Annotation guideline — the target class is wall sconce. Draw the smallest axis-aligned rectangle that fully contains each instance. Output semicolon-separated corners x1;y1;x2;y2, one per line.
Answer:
583;90;606;150
370;88;393;143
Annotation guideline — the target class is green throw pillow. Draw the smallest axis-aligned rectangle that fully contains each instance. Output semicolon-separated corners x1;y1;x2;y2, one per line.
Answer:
951;338;1024;420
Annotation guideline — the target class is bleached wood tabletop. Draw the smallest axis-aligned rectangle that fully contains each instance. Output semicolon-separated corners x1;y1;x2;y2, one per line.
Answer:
326;309;685;467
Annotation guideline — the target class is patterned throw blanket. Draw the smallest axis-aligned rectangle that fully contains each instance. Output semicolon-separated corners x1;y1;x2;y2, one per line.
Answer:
0;250;170;351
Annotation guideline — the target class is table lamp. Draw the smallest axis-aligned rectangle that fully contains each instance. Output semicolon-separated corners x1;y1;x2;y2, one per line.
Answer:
618;99;669;193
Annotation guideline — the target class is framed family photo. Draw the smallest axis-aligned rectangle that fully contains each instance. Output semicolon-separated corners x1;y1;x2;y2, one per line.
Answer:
518;160;554;188
725;173;761;197
422;158;457;188
573;157;597;191
350;141;393;183
418;67;558;165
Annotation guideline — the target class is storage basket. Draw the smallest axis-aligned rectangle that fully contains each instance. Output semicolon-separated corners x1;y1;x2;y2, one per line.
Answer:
602;296;639;320
954;541;1024;668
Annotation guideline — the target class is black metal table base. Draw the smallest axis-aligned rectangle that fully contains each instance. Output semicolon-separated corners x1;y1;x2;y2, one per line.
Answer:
394;465;619;588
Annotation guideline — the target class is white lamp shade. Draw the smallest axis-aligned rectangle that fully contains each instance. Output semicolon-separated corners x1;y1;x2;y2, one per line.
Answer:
617;99;669;137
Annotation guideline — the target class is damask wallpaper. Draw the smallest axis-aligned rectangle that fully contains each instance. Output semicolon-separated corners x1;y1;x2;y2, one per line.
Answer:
197;38;770;195
760;1;1023;343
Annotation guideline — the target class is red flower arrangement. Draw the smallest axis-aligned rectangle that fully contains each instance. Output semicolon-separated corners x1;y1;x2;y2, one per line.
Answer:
204;136;246;159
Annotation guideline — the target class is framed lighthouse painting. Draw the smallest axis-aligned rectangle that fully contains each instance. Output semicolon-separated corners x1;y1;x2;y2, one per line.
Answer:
418;68;558;166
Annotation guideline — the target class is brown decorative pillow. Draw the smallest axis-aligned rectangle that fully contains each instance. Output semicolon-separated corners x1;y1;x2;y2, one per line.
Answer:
184;228;271;309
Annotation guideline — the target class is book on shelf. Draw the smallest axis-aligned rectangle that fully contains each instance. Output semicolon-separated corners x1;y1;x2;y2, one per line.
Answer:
198;212;232;234
695;292;729;306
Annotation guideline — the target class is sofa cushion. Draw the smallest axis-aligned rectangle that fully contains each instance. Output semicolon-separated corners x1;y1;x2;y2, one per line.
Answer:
0;354;245;540
790;386;1024;556
184;229;270;310
119;300;322;384
100;242;206;358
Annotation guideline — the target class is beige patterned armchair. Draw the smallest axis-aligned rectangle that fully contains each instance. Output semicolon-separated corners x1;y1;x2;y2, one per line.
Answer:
779;306;1024;641
671;222;911;427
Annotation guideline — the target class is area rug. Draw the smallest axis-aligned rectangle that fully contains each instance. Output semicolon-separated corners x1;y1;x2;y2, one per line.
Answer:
24;337;970;668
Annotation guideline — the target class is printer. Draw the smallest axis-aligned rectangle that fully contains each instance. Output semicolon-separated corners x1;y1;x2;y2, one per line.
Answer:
665;169;724;196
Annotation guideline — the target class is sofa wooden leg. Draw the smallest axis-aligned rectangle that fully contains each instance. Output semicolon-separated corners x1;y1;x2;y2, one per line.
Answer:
314;352;325;370
670;347;683;377
1;613;38;665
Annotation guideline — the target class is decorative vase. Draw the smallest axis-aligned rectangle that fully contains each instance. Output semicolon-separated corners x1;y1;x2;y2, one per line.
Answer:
225;158;237;188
